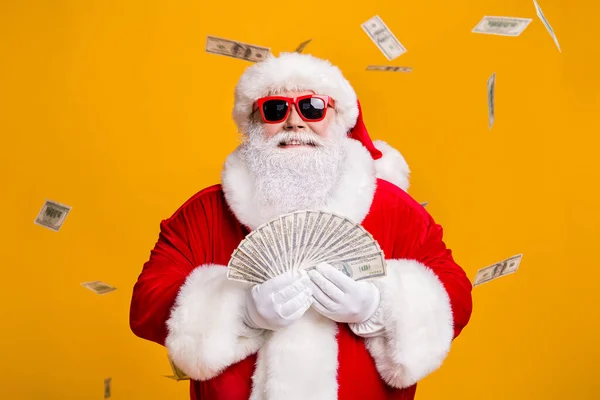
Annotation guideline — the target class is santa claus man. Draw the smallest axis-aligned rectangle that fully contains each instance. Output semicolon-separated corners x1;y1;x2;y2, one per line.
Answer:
130;52;473;400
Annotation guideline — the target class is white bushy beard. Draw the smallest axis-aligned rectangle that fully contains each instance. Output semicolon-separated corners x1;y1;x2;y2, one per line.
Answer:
238;121;348;222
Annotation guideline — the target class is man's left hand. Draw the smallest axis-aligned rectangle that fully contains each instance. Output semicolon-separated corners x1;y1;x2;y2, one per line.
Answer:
307;262;380;324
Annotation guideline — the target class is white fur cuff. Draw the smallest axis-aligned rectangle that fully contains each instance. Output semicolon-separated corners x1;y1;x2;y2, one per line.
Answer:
165;264;265;381
365;259;454;388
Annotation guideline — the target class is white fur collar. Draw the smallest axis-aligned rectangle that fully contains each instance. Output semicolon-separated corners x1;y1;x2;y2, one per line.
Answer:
221;138;377;230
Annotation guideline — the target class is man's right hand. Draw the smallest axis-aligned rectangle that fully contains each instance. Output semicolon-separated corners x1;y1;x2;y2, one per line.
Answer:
244;270;313;331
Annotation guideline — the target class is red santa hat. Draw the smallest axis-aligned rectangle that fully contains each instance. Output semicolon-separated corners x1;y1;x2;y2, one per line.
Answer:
232;52;410;189
350;99;383;160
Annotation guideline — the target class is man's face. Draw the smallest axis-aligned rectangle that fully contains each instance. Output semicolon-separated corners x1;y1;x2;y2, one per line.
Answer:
238;89;347;222
254;90;338;144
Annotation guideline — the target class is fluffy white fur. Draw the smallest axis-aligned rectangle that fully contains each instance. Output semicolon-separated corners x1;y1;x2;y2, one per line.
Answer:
236;121;348;224
222;137;376;230
165;264;265;381
364;259;454;389
250;309;339;400
232;52;359;135
373;140;411;191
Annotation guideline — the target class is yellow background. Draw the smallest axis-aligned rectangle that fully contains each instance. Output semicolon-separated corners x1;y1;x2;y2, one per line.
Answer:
1;0;598;399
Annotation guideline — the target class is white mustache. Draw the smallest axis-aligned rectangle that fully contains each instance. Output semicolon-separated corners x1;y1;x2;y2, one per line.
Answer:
268;131;326;147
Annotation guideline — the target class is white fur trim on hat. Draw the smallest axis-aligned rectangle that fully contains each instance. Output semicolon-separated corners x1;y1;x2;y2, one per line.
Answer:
232;52;359;135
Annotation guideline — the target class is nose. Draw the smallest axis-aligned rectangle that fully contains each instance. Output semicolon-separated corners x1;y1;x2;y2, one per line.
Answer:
283;104;306;131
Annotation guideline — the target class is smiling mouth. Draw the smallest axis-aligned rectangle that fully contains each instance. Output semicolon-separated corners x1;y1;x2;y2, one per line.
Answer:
278;139;317;148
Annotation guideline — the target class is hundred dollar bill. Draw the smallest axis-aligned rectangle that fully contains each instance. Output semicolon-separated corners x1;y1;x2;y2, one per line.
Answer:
34;199;71;232
317;217;356;250
259;223;285;274
166;357;190;381
206;35;271;63
229;261;268;283
245;232;279;276
291;211;305;269
237;238;277;277
361;15;407;60
296;211;320;269
237;245;276;280
268;219;289;271
366;65;412;73
488;72;496;129
301;212;329;267
420;201;428;207
473;254;523;287
104;378;111;399
533;0;561;52
227;267;261;284
303;213;343;263
295;39;312;53
303;225;365;266
309;251;387;281
229;249;271;281
325;241;381;263
81;281;116;295
309;232;375;264
280;214;294;271
472;16;532;37
318;223;364;255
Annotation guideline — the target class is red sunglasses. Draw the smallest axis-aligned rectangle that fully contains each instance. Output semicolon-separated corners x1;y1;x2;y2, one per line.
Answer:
252;95;336;124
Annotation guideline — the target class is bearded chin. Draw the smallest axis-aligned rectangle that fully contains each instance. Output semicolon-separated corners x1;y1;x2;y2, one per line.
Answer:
238;122;348;222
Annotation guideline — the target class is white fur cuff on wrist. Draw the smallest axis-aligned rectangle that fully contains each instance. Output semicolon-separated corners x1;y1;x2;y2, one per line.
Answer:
364;258;454;388
165;264;265;381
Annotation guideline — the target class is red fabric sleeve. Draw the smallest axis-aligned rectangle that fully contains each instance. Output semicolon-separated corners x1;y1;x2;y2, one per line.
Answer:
413;213;473;339
369;180;473;340
129;190;213;346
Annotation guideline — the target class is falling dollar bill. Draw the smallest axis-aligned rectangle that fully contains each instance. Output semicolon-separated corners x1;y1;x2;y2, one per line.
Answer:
166;356;190;381
488;72;496;129
361;15;407;60
472;16;532;36
366;65;412;73
104;378;111;399
34;199;71;232
533;0;561;52
420;201;428;207
81;281;117;295
473;254;523;287
205;35;270;63
295;39;312;53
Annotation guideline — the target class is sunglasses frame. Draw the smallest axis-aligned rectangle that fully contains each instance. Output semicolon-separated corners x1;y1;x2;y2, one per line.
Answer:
253;95;335;124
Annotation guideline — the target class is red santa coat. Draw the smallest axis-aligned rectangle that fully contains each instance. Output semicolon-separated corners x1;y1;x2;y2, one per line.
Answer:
130;139;473;400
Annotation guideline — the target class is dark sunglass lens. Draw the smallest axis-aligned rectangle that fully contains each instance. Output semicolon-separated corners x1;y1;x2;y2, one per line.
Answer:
298;98;326;120
263;100;288;121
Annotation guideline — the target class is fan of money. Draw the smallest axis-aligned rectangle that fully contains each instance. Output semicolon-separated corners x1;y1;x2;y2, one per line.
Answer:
227;210;387;284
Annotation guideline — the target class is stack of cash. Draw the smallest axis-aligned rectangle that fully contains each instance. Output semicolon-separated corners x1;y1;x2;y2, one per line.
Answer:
227;210;387;284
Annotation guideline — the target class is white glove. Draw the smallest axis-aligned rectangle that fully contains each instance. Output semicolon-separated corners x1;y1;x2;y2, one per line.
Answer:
307;262;380;324
244;270;313;331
